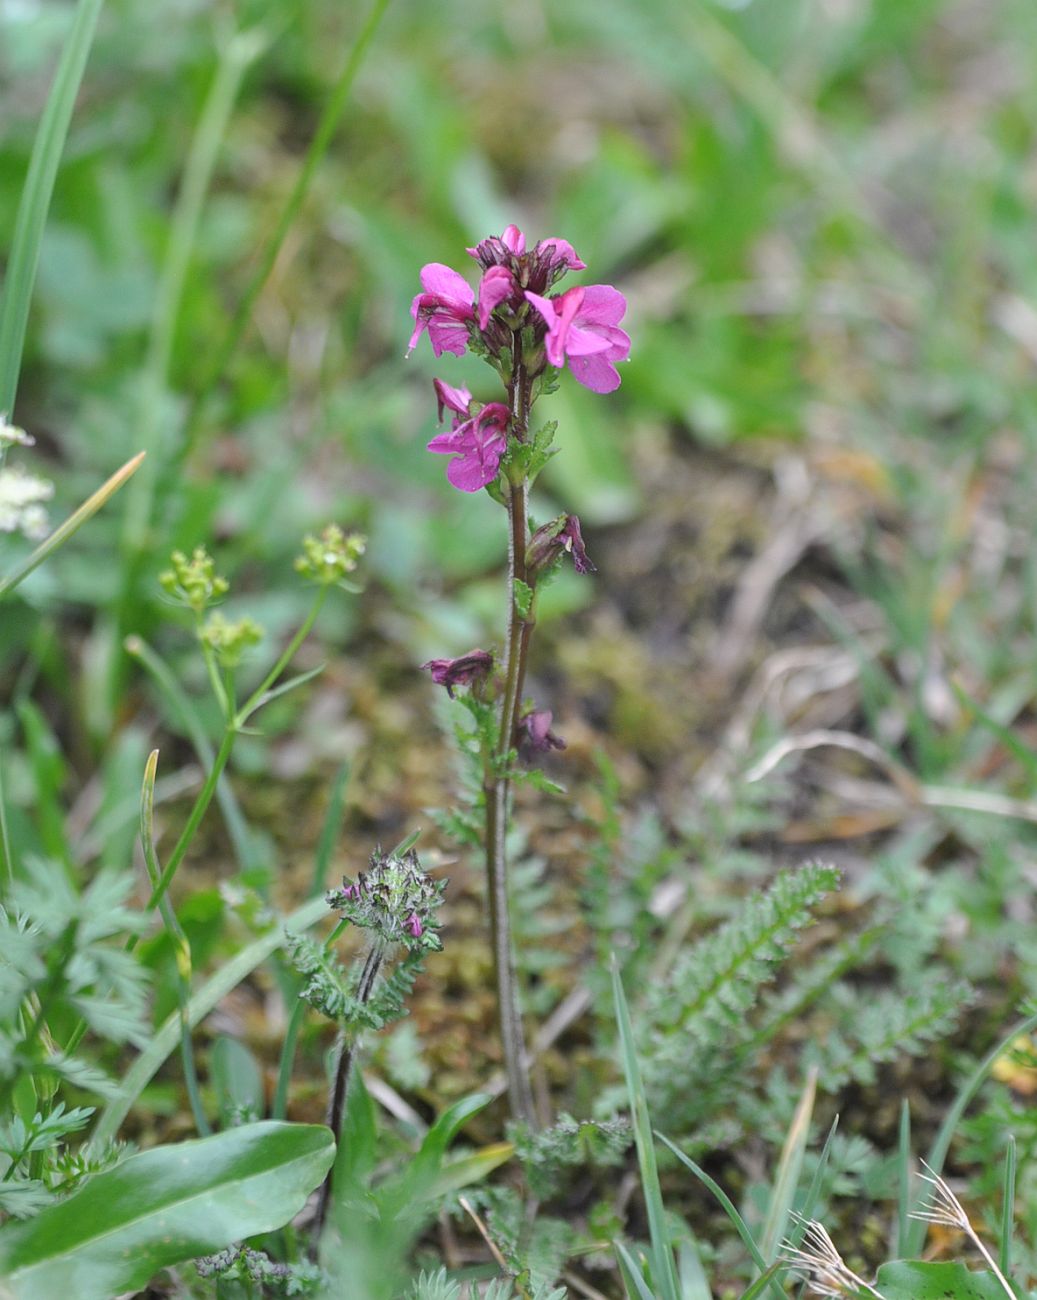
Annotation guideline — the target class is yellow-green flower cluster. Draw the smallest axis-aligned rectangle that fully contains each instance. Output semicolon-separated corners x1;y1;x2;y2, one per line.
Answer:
294;525;366;588
200;611;263;667
160;547;229;613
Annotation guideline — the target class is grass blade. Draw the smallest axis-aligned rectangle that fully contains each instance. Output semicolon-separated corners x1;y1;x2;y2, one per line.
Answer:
760;1064;817;1266
736;1263;784;1300
797;1114;839;1229
612;960;681;1300
181;0;393;457
615;1240;661;1300
139;750;209;1135
0;0;105;412
897;1099;911;1257
0;452;144;599
1000;1135;1015;1279
658;1134;786;1300
121;26;269;556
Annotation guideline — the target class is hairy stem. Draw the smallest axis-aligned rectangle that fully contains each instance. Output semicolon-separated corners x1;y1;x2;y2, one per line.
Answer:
314;942;383;1238
484;339;537;1128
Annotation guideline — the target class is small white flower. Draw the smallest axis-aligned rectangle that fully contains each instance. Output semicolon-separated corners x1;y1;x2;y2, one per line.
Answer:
0;465;54;540
0;413;34;450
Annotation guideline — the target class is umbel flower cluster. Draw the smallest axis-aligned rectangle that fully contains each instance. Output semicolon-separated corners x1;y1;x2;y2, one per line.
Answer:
0;413;53;541
409;224;630;492
326;847;446;952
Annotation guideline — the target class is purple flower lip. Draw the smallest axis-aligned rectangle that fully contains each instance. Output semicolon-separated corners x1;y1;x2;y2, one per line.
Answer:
421;649;494;697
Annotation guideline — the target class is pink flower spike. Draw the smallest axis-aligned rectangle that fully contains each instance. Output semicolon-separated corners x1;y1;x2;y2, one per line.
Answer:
427;402;510;493
536;236;586;272
433;378;471;422
526;284;630;393
408;263;476;357
478;265;516;329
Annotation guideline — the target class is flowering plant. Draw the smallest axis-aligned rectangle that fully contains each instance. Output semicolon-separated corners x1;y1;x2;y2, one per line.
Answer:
409;225;629;1124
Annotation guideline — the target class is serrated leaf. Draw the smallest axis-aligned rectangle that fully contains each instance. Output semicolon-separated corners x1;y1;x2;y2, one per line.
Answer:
0;1121;335;1299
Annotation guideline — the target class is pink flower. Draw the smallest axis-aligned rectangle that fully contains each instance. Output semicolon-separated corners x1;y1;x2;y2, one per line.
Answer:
427;382;510;492
421;648;494;697
433;378;472;422
409;263;476;357
405;912;424;938
524;285;630;393
478;265;517;329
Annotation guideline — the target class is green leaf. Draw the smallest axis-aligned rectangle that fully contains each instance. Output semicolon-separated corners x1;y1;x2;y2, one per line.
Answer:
211;1035;264;1124
513;578;534;621
875;1260;1009;1300
379;1092;491;1215
0;0;106;411
0;1121;335;1300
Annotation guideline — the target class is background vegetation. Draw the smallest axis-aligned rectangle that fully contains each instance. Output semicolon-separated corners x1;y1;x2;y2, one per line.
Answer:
3;0;1037;1294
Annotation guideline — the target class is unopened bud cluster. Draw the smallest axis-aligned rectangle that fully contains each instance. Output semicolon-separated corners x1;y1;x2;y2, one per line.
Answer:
201;611;263;667
294;525;366;587
160;547;229;612
327;847;445;952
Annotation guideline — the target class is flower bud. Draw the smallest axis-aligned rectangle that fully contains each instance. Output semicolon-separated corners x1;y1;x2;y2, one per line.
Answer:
526;513;595;580
421;649;494;697
160;546;229;612
200;611;264;667
294;524;366;587
516;708;566;759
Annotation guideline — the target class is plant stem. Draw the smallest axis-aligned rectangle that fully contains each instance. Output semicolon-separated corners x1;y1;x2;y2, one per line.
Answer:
484;339;537;1128
313;942;383;1238
138;726;237;924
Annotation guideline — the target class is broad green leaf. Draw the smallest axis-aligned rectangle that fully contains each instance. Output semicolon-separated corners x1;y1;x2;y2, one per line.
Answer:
211;1035;264;1124
875;1260;1010;1300
0;1121;334;1300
